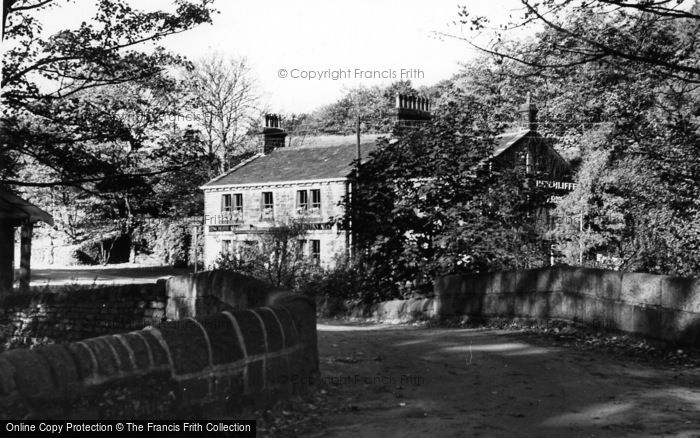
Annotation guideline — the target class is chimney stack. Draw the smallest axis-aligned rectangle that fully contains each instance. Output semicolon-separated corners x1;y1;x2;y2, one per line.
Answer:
260;114;287;155
518;93;538;131
394;93;431;126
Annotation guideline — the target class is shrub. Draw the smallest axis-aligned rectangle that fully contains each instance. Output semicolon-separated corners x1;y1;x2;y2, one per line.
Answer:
154;220;192;267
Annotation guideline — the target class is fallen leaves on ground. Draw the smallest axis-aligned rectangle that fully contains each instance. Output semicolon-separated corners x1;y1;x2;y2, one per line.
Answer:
424;317;700;368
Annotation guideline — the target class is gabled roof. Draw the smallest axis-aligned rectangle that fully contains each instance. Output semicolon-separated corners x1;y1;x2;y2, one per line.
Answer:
492;129;535;158
490;128;570;178
0;189;54;225
202;134;383;188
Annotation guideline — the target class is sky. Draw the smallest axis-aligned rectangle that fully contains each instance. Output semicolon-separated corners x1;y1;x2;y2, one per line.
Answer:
34;0;529;113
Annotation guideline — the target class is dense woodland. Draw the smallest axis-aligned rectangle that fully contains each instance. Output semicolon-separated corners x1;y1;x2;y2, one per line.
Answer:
2;0;699;302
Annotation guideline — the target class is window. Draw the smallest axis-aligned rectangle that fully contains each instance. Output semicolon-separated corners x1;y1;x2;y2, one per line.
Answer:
221;194;232;213
262;192;274;217
310;189;321;210
298;239;307;256
233;194;243;213
221;194;243;223
310;240;321;264
297;190;308;211
221;239;231;254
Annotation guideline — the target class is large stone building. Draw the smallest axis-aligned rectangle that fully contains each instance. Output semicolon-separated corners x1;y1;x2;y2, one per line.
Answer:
200;115;382;268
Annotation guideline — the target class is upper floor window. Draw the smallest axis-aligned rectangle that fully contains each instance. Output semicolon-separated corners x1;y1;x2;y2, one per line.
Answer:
262;192;274;217
233;194;243;212
310;189;321;210
222;193;243;213
221;194;232;213
296;189;320;214
297;190;308;211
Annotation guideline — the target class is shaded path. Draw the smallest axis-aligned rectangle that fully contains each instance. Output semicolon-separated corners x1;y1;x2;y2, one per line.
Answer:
310;322;700;437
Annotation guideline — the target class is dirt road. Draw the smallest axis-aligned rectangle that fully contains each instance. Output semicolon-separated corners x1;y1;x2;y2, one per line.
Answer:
303;321;700;438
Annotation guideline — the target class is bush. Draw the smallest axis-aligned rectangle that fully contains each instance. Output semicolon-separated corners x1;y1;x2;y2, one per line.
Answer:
295;256;396;316
154;220;192;267
213;220;313;289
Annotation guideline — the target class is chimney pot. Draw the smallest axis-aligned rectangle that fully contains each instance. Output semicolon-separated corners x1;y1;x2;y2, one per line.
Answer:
260;113;287;155
518;94;538;131
394;93;431;125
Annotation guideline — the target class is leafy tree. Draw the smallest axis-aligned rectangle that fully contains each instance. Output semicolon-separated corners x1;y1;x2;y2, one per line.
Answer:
290;81;420;136
1;0;215;187
453;0;700;81
1;0;216;264
215;220;315;289
445;2;700;276
349;89;548;300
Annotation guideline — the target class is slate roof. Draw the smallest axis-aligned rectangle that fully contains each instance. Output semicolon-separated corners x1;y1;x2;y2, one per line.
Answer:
492;130;534;158
203;134;383;187
0;189;54;225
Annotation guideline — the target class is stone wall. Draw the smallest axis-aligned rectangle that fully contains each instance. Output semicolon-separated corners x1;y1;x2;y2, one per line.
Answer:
0;270;289;350
163;270;283;320
349;297;437;322
434;266;700;344
0;294;318;419
0;284;166;349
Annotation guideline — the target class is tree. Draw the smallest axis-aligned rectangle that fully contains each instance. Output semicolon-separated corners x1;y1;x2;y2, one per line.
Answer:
215;220;313;289
451;0;700;81
442;1;700;276
296;81;420;136
1;0;215;188
187;53;260;175
349;88;547;300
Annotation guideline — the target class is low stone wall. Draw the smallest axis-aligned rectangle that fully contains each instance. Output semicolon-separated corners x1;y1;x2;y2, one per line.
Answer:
164;270;282;320
0;270;285;350
0;284;166;349
434;267;700;344
350;297;437;322
0;294;318;419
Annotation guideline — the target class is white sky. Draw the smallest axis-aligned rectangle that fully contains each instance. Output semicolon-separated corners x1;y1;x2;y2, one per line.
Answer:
34;0;528;113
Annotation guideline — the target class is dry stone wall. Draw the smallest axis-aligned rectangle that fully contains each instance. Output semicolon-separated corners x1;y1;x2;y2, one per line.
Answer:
0;284;166;349
0;294;318;419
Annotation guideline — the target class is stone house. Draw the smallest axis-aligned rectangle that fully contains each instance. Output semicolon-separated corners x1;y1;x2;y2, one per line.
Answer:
200;115;383;268
490;96;574;231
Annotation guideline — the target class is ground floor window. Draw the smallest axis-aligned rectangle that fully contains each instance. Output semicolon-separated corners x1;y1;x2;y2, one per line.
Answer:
298;239;307;256
311;239;321;263
221;239;231;254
